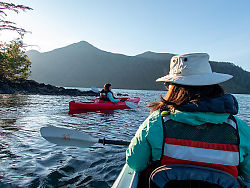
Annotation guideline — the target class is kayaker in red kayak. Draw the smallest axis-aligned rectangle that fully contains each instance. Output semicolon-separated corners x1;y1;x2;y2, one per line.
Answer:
99;83;125;103
126;53;250;187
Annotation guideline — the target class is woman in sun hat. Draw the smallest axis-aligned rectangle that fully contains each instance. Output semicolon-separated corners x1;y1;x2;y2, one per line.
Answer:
126;53;250;187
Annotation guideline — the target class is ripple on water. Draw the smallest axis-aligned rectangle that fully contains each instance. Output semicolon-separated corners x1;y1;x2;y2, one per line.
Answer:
0;92;249;187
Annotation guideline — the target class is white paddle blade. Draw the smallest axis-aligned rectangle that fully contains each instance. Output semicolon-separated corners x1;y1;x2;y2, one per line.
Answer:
40;126;99;148
125;101;138;109
91;87;100;93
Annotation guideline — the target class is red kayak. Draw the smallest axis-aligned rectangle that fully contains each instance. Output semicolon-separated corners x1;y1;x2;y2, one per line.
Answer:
69;97;140;111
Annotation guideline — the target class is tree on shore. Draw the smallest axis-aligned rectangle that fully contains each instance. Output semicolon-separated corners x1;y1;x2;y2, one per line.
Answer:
0;1;32;81
0;39;31;81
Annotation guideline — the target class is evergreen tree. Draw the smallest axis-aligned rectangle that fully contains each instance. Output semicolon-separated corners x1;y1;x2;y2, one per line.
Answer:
0;39;31;80
0;1;32;81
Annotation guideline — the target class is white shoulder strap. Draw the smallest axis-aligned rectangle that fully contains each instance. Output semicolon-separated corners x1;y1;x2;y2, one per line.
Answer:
225;117;237;129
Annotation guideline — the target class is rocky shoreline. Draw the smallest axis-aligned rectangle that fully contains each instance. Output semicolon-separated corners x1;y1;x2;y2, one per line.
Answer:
0;79;99;96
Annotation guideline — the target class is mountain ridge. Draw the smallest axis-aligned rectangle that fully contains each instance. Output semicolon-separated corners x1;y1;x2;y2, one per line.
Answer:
26;41;250;94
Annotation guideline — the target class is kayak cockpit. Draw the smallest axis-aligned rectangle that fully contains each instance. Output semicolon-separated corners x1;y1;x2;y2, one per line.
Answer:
112;164;244;188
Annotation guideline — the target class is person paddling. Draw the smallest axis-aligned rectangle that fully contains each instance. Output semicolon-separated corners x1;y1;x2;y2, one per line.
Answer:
126;53;250;187
99;83;124;103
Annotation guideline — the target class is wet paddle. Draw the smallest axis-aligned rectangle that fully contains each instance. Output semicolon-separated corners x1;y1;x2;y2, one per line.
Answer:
90;87;138;109
124;101;138;109
91;87;100;93
40;126;130;148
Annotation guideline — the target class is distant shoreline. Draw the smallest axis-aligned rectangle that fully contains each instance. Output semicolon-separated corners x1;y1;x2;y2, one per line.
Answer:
0;79;99;96
1;79;249;96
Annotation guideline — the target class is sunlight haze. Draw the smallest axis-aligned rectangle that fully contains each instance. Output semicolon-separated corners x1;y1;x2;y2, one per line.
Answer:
1;0;250;70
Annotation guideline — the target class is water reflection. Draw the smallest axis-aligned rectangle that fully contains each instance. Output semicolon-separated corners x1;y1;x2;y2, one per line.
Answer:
0;94;28;108
0;94;29;133
68;109;115;116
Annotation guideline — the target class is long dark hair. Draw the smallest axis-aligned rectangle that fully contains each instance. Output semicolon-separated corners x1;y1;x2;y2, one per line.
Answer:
147;84;224;113
104;83;111;92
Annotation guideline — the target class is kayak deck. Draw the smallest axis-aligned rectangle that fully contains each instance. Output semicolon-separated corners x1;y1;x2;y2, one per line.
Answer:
112;164;138;188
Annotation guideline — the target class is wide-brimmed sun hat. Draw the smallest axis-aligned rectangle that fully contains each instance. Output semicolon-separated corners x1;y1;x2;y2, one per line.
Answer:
156;53;233;86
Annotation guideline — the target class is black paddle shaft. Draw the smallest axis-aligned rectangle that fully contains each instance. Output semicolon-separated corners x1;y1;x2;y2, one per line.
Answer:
98;138;130;146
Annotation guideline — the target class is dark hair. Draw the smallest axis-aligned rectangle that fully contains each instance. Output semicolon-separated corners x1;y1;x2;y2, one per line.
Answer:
104;83;111;91
147;84;225;113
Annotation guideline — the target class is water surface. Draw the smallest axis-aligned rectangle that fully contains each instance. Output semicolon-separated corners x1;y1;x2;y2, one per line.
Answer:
0;90;249;187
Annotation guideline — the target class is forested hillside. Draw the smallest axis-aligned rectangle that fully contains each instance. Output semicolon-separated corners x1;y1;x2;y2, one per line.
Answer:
27;41;250;94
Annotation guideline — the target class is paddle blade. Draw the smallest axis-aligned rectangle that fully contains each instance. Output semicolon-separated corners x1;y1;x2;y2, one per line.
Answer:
125;101;138;109
91;87;100;93
40;126;99;148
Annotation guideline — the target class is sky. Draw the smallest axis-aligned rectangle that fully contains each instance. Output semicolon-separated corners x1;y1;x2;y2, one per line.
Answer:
1;0;250;71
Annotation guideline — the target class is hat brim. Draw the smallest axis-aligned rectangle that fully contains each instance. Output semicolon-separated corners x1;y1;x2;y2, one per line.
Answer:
156;72;233;86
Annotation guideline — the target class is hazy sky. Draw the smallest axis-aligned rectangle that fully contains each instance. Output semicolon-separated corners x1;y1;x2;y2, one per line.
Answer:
2;0;250;70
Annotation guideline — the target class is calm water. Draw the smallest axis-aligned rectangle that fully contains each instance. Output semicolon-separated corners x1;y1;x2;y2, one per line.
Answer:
0;89;249;188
